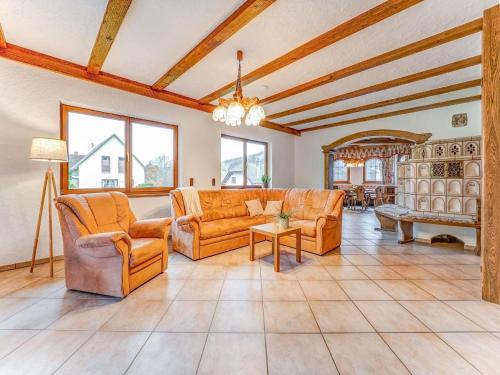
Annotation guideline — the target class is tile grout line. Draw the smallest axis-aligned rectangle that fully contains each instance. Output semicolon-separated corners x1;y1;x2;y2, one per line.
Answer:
123;269;187;374
194;271;226;375
297;275;341;374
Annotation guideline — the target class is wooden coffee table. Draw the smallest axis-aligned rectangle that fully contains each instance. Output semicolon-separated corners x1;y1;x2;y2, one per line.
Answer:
249;223;301;272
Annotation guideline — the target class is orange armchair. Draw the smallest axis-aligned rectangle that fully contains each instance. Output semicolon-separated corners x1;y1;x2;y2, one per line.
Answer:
55;192;172;297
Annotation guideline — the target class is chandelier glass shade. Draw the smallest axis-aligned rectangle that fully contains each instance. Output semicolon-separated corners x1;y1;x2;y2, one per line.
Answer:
212;51;265;127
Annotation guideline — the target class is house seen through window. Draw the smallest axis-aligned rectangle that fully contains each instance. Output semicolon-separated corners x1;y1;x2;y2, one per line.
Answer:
221;135;268;188
62;105;178;195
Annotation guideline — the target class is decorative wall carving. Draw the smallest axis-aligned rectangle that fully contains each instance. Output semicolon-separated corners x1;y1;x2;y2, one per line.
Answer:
398;136;481;218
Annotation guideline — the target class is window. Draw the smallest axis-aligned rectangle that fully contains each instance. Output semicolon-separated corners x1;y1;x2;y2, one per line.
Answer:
221;135;268;188
118;157;125;174
333;159;349;182
61;105;178;196
364;158;383;182
101;156;111;173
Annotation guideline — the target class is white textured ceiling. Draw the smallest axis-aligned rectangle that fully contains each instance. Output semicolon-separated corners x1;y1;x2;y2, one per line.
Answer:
0;0;497;131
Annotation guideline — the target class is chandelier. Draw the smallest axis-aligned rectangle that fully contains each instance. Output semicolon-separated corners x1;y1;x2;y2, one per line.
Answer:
344;158;364;168
212;51;265;127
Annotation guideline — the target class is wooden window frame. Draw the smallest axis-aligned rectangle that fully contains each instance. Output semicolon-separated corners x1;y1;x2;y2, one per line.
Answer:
60;104;178;197
332;159;350;184
221;134;268;189
363;158;384;183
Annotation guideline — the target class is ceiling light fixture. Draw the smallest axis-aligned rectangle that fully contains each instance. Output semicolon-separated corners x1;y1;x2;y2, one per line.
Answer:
212;50;265;127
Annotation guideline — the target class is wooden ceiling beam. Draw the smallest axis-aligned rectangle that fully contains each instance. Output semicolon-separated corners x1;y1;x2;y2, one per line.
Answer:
87;0;132;74
283;79;481;127
0;23;6;48
0;43;298;135
268;55;481;120
199;0;422;103
152;0;275;90
301;95;481;132
262;18;483;104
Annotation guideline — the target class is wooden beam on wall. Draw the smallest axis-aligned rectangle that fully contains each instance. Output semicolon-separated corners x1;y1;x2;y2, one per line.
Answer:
283;79;481;127
262;18;483;104
152;0;275;90
268;55;481;120
0;44;297;135
482;4;500;304
301;95;481;132
0;23;6;49
200;0;422;103
87;0;132;74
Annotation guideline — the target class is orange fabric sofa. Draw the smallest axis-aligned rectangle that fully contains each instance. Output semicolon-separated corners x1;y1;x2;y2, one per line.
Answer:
170;188;344;260
56;192;172;297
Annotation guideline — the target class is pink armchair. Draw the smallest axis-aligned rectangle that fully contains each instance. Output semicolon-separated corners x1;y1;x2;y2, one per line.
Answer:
56;192;172;297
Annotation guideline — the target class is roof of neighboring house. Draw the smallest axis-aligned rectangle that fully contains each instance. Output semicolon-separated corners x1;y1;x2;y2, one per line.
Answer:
221;151;264;185
70;134;145;172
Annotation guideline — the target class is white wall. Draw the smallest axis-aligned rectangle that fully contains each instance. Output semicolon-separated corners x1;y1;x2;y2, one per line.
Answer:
0;59;295;266
349;167;363;185
294;101;482;188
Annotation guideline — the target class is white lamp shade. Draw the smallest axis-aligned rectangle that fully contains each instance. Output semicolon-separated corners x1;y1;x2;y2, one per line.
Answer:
30;138;68;162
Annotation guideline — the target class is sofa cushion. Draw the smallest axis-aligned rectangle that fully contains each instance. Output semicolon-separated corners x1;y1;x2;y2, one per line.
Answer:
200;216;266;239
263;200;283;216
129;238;164;268
289;219;316;237
245;199;264;216
283;189;309;220
199;190;264;221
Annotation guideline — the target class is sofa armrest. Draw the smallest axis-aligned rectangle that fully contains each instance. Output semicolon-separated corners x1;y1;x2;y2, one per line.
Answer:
76;231;131;258
129;218;172;239
176;215;201;233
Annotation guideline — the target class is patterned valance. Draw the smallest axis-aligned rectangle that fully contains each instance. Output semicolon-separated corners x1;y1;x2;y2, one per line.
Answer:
333;144;411;160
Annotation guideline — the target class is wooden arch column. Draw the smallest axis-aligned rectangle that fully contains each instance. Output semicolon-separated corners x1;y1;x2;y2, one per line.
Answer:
482;5;500;304
321;129;432;189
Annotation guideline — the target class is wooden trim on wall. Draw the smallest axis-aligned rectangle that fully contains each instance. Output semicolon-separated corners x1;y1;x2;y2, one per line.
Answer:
0;23;6;49
152;0;275;90
322;129;431;190
283;79;481;127
302;95;481;132
481;4;500;303
87;0;132;74
60;104;179;196
200;0;422;103
1;44;214;111
0;43;299;136
261;18;483;104
322;129;431;152
268;56;481;120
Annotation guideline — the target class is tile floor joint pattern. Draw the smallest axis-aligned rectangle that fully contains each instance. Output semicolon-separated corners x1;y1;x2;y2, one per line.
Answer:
0;209;497;374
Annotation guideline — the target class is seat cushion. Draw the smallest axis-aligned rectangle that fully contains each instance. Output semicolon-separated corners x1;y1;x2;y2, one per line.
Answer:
289;219;316;237
129;238;164;268
200;216;266;240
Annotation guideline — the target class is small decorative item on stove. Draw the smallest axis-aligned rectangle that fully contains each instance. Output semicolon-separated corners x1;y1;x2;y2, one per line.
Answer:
277;211;293;229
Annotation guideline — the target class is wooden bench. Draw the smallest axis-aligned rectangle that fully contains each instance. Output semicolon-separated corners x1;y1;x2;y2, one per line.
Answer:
374;204;481;255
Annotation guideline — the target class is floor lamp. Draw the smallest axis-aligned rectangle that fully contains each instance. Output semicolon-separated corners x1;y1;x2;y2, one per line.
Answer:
30;137;68;277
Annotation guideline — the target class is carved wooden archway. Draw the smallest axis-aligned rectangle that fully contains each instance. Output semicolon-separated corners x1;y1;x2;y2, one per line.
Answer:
322;129;432;188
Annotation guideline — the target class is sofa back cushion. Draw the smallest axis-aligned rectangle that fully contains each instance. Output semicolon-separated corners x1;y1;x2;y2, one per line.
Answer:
283;188;309;220
304;189;338;220
57;192;133;234
199;189;264;222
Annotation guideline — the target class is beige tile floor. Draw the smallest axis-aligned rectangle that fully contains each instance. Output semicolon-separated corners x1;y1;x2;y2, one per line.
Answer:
0;209;498;374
